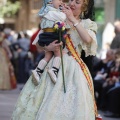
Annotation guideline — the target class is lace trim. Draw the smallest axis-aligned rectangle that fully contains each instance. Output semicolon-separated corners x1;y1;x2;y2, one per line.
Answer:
80;29;97;57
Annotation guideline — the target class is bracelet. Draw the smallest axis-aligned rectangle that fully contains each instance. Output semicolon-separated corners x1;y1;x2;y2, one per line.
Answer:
73;22;79;27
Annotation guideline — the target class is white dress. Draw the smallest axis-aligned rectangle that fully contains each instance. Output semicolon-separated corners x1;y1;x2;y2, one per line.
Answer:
11;19;97;120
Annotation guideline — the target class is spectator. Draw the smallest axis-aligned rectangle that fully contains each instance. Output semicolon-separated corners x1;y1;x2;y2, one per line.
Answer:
104;87;120;118
17;31;30;83
110;20;120;49
0;32;17;90
93;49;115;108
100;49;120;111
30;24;41;62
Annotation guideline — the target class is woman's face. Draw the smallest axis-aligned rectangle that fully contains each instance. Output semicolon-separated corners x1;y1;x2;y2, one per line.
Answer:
68;0;84;18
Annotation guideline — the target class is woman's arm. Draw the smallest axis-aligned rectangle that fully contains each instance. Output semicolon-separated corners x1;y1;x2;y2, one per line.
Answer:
72;20;92;44
62;5;92;44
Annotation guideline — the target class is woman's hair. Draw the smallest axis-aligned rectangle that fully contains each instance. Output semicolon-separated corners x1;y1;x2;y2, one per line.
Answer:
81;0;95;21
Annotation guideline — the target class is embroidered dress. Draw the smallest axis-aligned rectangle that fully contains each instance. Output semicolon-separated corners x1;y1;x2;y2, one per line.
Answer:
12;19;97;120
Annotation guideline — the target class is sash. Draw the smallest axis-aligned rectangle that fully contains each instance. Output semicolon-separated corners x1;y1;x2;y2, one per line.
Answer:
65;35;99;118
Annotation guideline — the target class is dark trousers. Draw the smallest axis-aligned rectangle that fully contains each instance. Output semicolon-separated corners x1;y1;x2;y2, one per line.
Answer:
100;84;114;110
107;87;120;114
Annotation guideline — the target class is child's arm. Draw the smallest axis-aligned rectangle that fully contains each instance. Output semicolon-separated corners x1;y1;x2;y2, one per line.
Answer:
44;11;66;22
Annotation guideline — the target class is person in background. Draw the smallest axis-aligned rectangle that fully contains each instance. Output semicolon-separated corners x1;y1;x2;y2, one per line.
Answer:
30;24;41;62
104;87;120;118
103;50;120;117
17;31;30;83
99;49;120;111
93;49;115;108
110;20;120;49
0;31;16;90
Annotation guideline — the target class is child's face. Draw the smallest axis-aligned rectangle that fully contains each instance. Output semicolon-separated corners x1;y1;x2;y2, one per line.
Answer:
52;0;63;9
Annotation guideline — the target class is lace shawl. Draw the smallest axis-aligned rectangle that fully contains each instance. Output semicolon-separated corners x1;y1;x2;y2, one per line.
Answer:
68;19;97;57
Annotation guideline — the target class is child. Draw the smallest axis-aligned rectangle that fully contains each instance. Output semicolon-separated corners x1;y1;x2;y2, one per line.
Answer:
32;0;69;85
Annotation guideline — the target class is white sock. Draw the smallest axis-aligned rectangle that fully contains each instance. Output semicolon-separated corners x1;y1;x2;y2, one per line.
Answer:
52;57;61;69
37;59;47;70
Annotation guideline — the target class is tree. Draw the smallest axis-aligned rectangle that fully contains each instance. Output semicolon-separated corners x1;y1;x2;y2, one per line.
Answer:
95;8;105;23
0;0;20;18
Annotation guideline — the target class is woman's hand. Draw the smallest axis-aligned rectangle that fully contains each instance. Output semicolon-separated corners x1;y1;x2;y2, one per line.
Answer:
36;43;45;53
62;4;77;23
45;40;62;52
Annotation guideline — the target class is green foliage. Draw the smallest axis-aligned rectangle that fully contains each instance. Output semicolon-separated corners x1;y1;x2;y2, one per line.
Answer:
95;8;105;22
0;0;20;18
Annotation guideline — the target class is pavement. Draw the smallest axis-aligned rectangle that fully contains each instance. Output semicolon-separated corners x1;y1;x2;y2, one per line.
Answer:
0;84;120;120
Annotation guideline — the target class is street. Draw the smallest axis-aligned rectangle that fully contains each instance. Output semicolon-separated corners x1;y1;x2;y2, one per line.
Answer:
0;84;120;120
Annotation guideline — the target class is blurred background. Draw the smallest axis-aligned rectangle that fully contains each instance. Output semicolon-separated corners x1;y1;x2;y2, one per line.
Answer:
0;0;120;120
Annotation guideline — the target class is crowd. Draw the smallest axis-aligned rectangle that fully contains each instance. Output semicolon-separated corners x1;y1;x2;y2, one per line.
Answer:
92;20;120;118
0;27;45;87
0;19;120;118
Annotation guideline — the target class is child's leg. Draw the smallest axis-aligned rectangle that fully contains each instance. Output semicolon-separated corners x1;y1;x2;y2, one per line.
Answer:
48;49;61;83
37;51;53;72
32;51;53;85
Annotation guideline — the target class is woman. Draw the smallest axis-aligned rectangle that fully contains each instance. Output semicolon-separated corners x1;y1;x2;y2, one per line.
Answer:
12;0;99;119
0;32;16;90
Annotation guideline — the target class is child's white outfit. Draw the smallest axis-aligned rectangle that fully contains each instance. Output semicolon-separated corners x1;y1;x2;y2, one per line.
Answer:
32;5;70;85
32;5;69;45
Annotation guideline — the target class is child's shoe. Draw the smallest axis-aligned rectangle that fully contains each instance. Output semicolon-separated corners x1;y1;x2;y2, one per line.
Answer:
48;67;59;83
32;59;47;86
32;68;42;85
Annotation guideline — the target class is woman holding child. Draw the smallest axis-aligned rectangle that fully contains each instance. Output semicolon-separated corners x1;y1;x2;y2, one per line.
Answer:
12;0;99;119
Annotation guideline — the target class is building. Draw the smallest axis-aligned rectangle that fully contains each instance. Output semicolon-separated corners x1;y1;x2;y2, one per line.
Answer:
0;0;120;31
16;0;68;31
17;0;120;31
105;0;120;24
15;0;41;31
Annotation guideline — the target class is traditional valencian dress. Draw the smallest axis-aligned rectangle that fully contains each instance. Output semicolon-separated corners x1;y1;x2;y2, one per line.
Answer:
12;19;98;120
0;40;16;90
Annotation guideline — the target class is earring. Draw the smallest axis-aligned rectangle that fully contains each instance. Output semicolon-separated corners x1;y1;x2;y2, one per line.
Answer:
80;12;84;19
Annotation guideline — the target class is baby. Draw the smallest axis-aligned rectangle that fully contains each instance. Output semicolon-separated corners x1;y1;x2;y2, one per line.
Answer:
32;0;69;85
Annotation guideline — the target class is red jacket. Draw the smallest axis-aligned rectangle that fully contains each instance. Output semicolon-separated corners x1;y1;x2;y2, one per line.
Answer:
30;29;40;53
